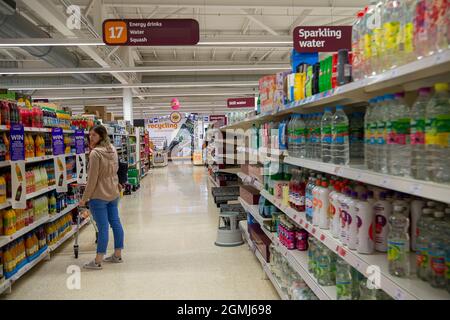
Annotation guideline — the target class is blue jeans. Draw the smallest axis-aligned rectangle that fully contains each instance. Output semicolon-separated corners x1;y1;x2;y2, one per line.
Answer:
89;198;124;254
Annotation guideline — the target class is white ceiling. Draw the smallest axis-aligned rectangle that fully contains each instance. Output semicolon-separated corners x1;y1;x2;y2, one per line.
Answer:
0;0;369;117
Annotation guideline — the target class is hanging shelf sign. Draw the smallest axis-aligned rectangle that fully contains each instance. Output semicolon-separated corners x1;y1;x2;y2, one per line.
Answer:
10;124;26;209
227;97;255;108
102;19;200;46
75;129;85;155
52;128;64;156
293;26;352;53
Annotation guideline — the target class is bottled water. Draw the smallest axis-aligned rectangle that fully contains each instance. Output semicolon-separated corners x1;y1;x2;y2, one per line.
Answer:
388;92;411;176
351;11;365;81
388;205;410;277
349;112;365;163
331;106;350;165
416;208;434;280
321;108;333;163
315;113;323;160
379;95;393;174
410;88;432;180
310;114;319;160
428;212;447;288
364;99;376;169
382;0;403;70
296;115;307;158
335;258;353;300
316;245;335;286
287;116;296;156
425;83;450;183
304;115;312;158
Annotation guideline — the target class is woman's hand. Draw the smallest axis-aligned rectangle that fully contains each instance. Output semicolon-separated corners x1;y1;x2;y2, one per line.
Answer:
79;199;87;207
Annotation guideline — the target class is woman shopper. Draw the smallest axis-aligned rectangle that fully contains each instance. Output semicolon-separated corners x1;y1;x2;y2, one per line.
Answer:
80;125;124;270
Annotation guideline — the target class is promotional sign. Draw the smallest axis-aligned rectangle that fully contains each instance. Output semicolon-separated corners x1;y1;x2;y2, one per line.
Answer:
76;154;87;185
293;26;352;53
10;124;25;161
209;115;227;127
170;111;182;124
54;155;67;193
52;128;65;156
75;129;85;154
11;162;26;209
227;97;255;109
103;19;200;46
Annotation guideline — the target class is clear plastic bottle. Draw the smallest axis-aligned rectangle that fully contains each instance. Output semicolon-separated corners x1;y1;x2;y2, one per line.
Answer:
389;92;411;176
382;94;395;174
304;115;311;159
350;112;365;163
296;115;307;159
410;88;432;180
287;116;296;157
315;113;323;160
332;106;350;165
400;0;418;63
416;208;435;280
316;245;334;286
352;11;365;81
336;258;353;300
425;83;450;183
414;0;429;58
365;99;376;170
321;108;333;163
428;212;447;288
388;205;410;277
382;0;403;70
368;1;385;75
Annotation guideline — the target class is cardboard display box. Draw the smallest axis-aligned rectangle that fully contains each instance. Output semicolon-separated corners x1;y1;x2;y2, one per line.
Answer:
240;185;260;205
249;223;271;263
85;106;106;120
248;164;264;184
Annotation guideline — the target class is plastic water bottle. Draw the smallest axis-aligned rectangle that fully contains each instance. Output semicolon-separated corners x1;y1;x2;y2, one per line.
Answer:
380;95;394;174
332;106;350;165
416;208;435;280
389;92;411;176
425;83;450;183
305;175;316;223
388;205;410;277
349;112;365;163
410;88;432;180
364;99;377;170
310;114;318;159
428;212;447;288
304;115;311;158
287;116;296;156
315;113;323;160
382;0;403;70
296;115;307;159
321;108;333;163
336;258;353;300
352;11;365;81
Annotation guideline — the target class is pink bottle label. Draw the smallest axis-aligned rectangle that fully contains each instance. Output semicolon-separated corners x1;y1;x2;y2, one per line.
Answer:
411;132;425;145
395;134;407;145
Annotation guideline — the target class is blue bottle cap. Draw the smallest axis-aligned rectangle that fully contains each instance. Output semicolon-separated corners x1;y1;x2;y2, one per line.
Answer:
336;106;344;111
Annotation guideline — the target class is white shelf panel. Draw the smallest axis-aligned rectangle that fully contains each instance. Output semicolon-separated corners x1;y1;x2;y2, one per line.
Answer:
260;189;450;300
26;185;56;200
238;197;272;227
10;248;50;282
24;155;54;163
47;203;79;223
0;215;50;248
0;200;12;210
24;127;51;133
284;156;450;204
48;218;89;252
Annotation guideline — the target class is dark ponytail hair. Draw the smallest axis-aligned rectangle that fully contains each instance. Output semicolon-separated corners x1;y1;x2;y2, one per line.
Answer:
90;125;112;149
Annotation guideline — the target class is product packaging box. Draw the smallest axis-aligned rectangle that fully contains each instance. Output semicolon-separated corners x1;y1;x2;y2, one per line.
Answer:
106;112;115;122
249;224;272;263
241;164;250;175
258;75;276;114
84;106;107;120
248;164;264;183
240;185;260;205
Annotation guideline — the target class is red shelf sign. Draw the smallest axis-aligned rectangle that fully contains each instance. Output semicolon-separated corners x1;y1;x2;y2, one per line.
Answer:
103;19;200;46
293;26;352;53
227;97;255;109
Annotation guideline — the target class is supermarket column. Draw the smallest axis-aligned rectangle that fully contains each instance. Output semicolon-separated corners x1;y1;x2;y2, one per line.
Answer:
123;88;133;122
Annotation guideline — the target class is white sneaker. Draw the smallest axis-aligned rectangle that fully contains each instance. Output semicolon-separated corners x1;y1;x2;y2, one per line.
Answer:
103;254;123;263
83;260;102;270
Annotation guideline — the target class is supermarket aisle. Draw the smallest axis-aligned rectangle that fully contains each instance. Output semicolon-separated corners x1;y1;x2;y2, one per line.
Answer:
3;164;277;300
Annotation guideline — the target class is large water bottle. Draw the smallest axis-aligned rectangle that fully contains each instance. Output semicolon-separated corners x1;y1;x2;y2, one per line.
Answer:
296;114;307;158
352;11;364;81
426;83;450;183
349;112;365;163
382;0;403;71
428;212;447;288
315;113;323;160
287;115;296;156
365;98;377;169
410;87;431;180
388;205;410;278
379;94;395;174
309;114;317;159
321;108;333;163
335;258;353;300
304;114;312;158
389;92;411;176
332;106;350;165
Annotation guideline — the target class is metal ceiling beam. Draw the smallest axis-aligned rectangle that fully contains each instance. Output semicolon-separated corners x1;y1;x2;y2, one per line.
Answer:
289;9;313;34
239;9;278;36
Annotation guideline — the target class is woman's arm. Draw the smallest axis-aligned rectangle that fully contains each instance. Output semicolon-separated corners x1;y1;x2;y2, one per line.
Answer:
81;150;100;203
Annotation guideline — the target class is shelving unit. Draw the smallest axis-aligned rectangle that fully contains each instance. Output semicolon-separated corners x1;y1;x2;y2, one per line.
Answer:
0;215;50;248
285;157;450;204
260;189;450;300
49;217;90;252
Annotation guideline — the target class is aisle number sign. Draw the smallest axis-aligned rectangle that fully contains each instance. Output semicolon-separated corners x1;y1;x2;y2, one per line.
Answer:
102;19;200;46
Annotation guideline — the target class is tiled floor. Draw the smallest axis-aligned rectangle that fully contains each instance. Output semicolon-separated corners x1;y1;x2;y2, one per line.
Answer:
2;164;278;300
